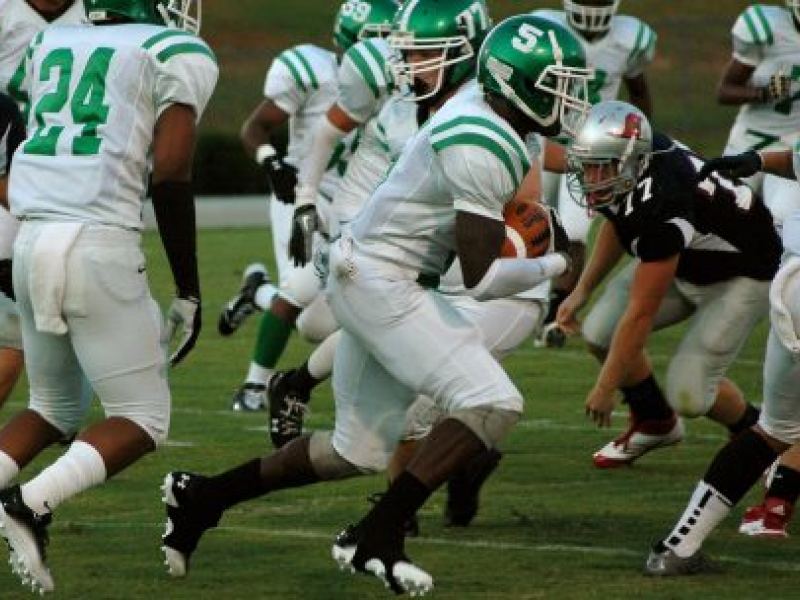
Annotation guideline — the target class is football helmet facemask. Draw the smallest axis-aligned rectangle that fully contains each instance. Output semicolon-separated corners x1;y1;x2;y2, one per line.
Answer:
333;0;400;52
564;0;619;36
477;15;592;137
85;0;201;33
389;0;492;102
566;100;653;210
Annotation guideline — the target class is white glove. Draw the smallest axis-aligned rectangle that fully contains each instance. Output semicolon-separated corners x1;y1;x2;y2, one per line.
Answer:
163;296;201;366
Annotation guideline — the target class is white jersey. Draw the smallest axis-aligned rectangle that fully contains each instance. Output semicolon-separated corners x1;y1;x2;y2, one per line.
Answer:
265;44;355;199
727;4;800;151
0;0;87;98
350;84;531;276
532;9;656;104
9;23;218;228
337;36;396;125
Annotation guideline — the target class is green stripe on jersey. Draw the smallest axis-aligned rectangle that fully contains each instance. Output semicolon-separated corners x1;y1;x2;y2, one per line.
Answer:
346;46;380;99
156;42;216;64
142;29;194;50
753;5;774;45
432;116;530;169
364;39;393;88
290;49;319;90
278;54;306;92
432;133;524;188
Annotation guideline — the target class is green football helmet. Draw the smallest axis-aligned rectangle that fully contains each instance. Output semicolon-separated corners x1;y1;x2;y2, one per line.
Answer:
333;0;401;52
564;0;619;36
477;14;592;137
389;0;492;102
85;0;201;33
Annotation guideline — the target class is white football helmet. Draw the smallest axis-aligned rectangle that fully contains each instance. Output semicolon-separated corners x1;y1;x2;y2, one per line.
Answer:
566;100;653;210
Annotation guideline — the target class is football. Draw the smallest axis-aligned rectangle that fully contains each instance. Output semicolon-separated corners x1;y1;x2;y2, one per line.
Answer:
500;198;552;258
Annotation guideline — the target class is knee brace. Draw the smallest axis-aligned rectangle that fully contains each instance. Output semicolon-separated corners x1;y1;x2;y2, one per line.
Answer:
308;431;367;479
449;406;520;449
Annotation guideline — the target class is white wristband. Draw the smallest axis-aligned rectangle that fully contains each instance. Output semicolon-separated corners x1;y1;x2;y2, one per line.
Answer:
255;143;277;165
468;253;568;301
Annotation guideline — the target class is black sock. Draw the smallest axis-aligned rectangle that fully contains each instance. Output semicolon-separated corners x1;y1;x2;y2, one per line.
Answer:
620;374;673;421
769;465;800;504
727;403;760;435
704;429;778;505
204;458;266;513
363;471;432;537
287;362;320;399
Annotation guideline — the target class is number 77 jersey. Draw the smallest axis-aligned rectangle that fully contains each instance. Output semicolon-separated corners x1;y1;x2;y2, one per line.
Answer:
9;22;218;229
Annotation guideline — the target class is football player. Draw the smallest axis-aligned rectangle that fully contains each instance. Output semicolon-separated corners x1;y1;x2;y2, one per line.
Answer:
159;14;588;595
717;0;800;231
0;0;88;415
557;100;779;469
645;143;800;575
532;0;657;347
0;0;217;593
223;0;398;412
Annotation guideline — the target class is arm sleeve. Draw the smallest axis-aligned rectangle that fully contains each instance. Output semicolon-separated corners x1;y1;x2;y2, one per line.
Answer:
263;50;308;115
296;117;347;204
154;39;219;121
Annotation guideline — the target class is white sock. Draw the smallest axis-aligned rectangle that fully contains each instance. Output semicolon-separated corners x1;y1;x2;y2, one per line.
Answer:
0;451;19;489
245;362;272;387
664;481;732;557
21;441;107;515
255;283;278;311
308;330;339;380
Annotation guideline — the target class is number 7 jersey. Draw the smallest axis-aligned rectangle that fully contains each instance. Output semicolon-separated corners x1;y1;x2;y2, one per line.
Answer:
9;23;218;229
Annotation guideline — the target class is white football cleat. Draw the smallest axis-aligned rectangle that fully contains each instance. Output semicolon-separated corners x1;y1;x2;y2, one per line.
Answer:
593;416;684;468
0;486;54;594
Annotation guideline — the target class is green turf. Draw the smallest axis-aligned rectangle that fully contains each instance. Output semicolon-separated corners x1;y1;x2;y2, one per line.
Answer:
0;227;795;599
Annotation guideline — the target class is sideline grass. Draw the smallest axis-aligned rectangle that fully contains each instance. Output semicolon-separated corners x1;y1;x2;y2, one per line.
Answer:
0;228;795;599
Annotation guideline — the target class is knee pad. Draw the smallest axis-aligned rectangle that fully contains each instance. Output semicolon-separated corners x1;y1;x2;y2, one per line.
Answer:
665;356;711;418
278;262;322;309
296;294;338;343
449;406;520;449
308;431;368;478
103;396;170;447
402;396;444;442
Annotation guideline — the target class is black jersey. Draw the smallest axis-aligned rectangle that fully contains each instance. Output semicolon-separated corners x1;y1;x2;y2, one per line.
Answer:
598;133;782;285
0;93;24;176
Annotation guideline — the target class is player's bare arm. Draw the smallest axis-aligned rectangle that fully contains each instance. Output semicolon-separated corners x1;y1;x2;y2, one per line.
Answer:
239;99;289;162
586;254;680;425
455;210;505;288
716;58;766;105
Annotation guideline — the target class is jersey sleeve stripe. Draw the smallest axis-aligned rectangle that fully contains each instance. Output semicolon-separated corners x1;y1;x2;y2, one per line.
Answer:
431;116;530;170
431;133;523;188
156;42;217;64
277;54;307;92
346;47;381;99
363;40;394;89
741;10;763;45
142;29;195;50
290;49;319;90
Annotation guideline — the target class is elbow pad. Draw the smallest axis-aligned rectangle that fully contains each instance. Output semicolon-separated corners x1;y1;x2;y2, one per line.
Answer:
468;254;568;301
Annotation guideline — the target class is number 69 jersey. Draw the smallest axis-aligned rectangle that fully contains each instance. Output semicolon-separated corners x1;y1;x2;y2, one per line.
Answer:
9;23;218;229
600;133;782;285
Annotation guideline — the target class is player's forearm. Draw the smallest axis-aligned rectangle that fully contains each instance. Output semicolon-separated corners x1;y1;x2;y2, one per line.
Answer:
575;221;623;296
759;150;796;179
595;311;653;395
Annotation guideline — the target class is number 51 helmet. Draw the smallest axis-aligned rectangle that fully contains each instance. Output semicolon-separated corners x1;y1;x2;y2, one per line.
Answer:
565;100;653;210
85;0;201;33
477;14;592;137
333;0;401;52
389;0;492;102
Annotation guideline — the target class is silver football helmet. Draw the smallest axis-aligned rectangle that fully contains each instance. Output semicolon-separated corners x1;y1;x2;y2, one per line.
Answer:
788;0;800;22
564;0;619;36
566;100;653;210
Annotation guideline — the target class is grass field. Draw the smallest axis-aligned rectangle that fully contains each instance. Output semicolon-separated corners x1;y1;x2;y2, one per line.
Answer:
0;228;796;599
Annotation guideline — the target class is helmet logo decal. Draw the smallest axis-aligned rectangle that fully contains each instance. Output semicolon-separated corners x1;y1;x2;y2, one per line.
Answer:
512;23;544;53
615;113;642;140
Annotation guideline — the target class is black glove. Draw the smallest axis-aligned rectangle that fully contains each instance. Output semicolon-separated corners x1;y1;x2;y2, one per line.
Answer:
289;204;318;266
0;259;13;301
163;295;201;367
263;155;298;204
697;150;762;182
547;207;570;254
